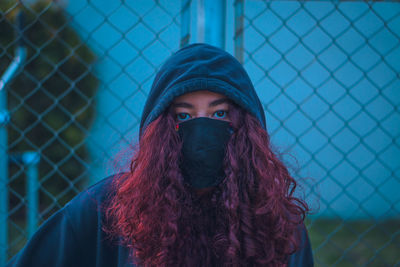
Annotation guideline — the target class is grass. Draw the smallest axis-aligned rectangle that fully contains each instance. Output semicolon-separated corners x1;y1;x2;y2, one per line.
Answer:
307;218;400;267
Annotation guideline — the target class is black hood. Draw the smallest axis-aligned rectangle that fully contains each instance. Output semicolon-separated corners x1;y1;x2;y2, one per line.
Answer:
139;43;266;139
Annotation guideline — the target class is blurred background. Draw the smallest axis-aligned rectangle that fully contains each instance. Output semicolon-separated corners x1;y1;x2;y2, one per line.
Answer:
0;0;399;266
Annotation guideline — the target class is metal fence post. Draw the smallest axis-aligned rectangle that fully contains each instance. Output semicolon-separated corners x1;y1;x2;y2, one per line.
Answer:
23;152;40;238
197;0;226;49
234;0;244;64
197;0;205;43
180;0;191;48
0;10;26;265
0;70;10;267
8;152;41;239
204;0;226;49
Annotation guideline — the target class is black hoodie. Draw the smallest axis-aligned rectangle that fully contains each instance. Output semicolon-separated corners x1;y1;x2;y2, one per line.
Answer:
139;43;266;138
7;43;313;267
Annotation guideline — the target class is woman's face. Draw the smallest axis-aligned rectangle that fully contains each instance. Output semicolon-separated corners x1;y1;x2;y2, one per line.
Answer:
171;90;231;123
172;90;230;196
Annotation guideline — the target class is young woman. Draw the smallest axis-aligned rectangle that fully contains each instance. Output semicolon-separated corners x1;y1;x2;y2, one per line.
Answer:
7;43;313;266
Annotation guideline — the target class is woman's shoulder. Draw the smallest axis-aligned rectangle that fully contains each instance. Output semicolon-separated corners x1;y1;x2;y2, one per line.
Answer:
287;222;314;267
6;173;132;267
60;173;131;265
61;173;129;225
65;172;125;211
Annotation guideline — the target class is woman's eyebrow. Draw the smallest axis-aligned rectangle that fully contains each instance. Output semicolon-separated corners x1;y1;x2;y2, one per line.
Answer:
172;98;230;108
209;98;230;107
172;102;193;108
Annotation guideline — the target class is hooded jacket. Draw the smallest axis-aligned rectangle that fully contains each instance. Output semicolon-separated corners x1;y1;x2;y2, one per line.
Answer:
7;43;314;267
139;43;266;139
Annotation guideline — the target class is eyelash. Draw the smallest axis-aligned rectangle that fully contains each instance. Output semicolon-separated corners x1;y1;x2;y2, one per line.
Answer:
176;110;229;121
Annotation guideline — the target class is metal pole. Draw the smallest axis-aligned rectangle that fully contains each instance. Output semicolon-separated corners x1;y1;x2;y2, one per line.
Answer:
180;0;191;48
23;152;40;238
0;11;26;92
204;0;226;49
234;0;244;64
0;46;27;92
0;67;10;267
197;0;205;43
0;11;26;265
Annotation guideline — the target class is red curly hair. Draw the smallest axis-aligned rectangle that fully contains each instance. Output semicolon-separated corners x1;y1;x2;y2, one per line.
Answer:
104;102;309;266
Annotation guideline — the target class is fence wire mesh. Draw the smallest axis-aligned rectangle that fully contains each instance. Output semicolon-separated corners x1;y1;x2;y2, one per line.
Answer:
243;1;400;266
0;0;399;266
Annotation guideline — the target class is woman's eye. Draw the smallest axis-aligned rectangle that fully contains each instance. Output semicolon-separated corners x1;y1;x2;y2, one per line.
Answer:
213;110;228;119
176;113;191;121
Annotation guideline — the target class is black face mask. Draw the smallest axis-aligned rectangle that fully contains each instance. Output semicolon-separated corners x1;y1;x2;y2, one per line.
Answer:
177;117;234;189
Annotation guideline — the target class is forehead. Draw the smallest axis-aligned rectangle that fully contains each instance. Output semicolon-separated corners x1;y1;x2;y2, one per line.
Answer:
173;90;227;102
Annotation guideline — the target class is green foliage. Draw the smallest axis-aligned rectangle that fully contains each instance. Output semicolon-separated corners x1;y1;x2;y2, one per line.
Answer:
0;0;98;221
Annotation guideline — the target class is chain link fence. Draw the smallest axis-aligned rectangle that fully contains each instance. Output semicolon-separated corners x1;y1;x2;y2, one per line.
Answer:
242;1;400;266
1;0;399;266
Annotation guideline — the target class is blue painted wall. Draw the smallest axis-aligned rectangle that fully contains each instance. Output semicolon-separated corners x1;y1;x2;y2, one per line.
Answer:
64;0;400;219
